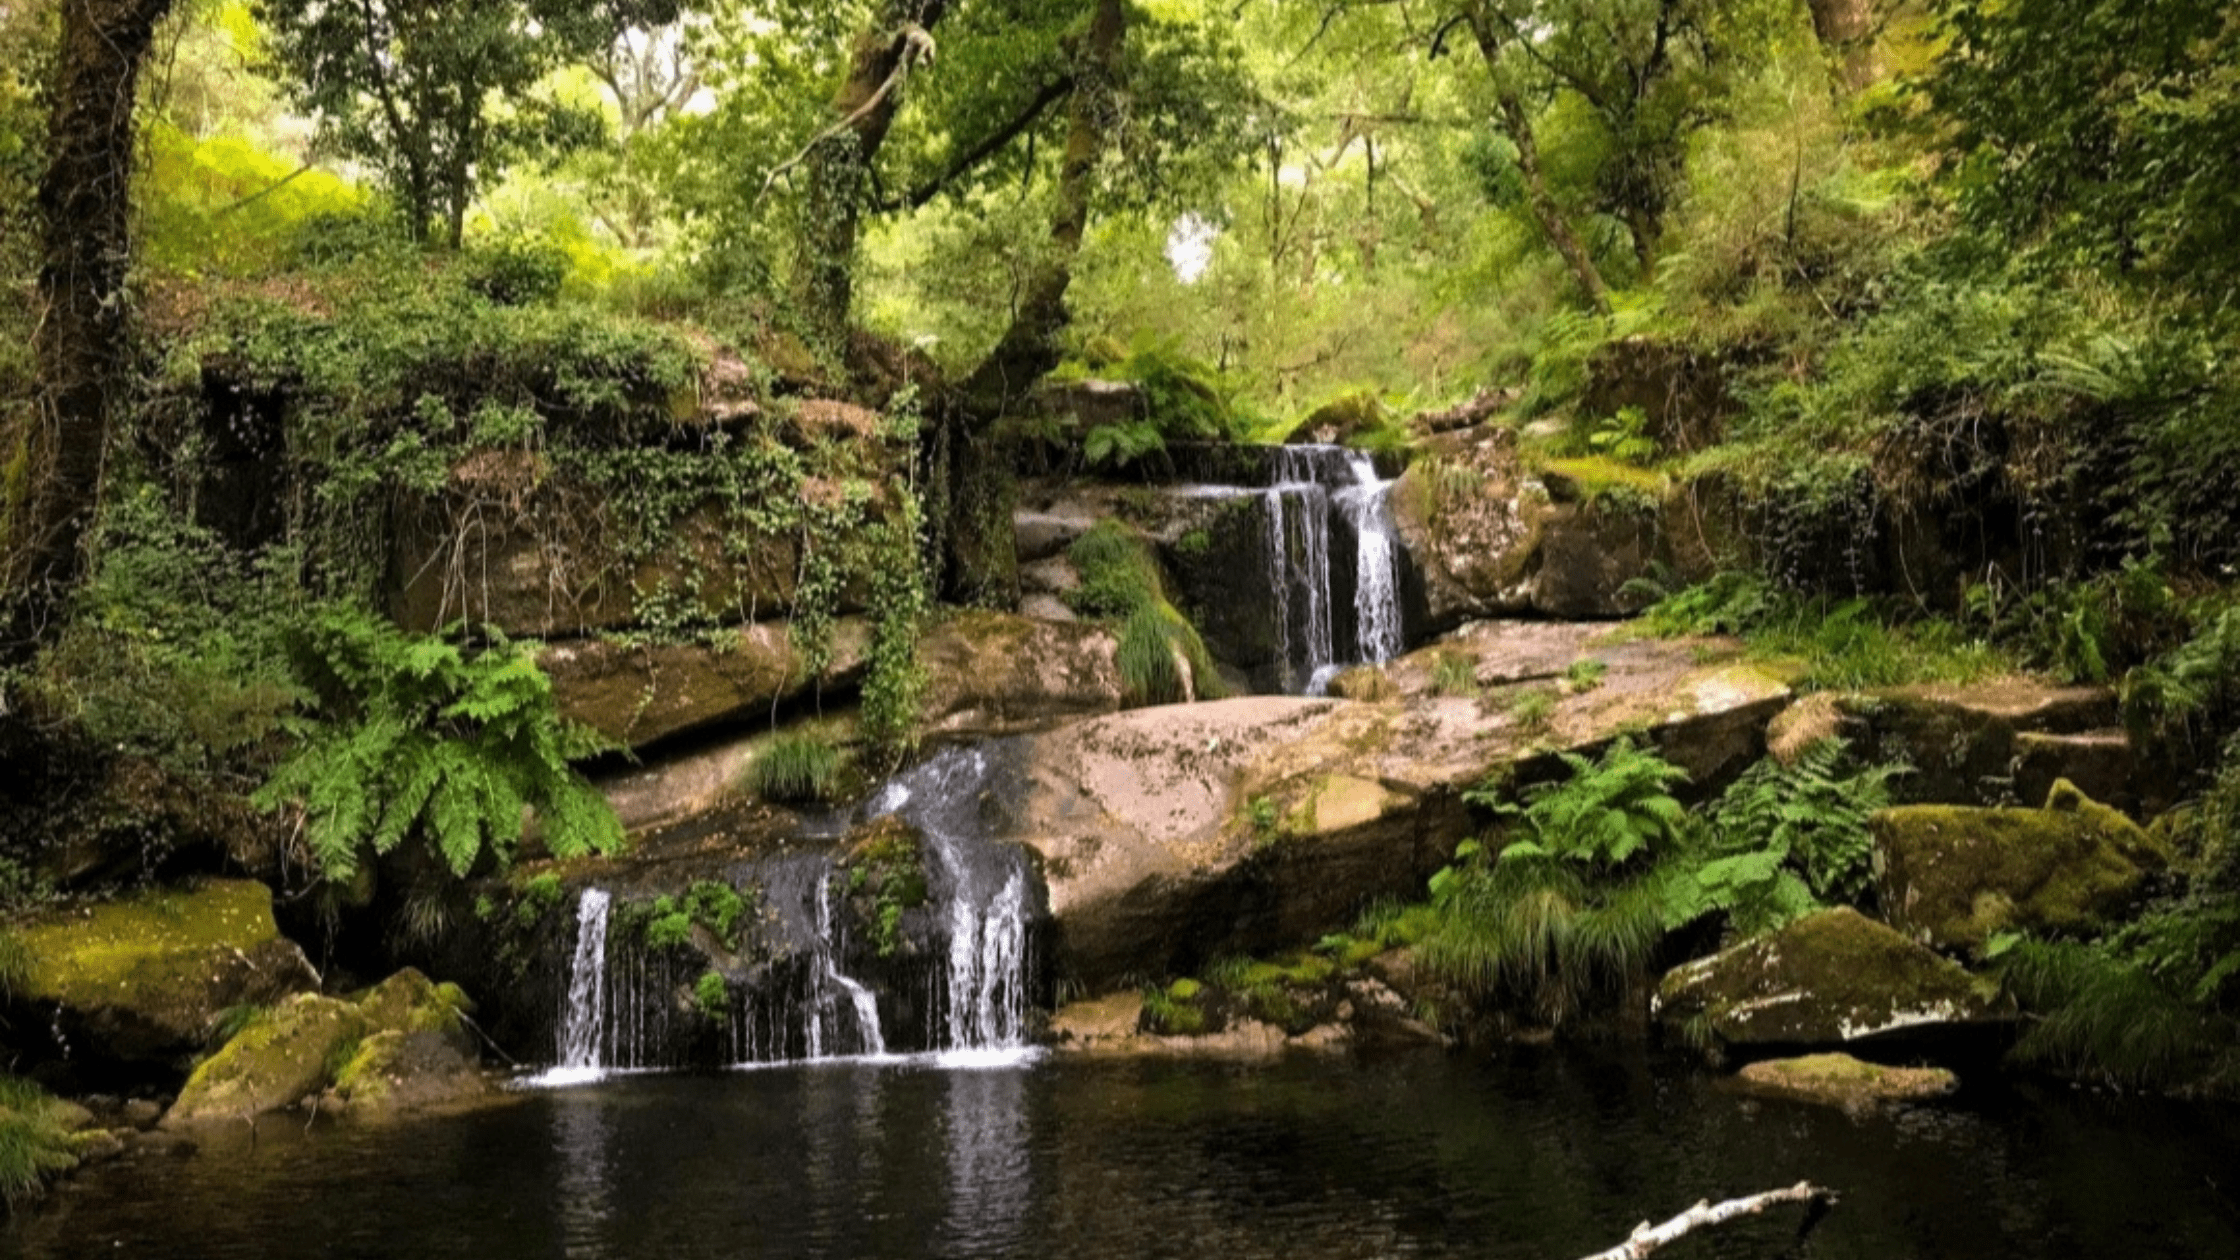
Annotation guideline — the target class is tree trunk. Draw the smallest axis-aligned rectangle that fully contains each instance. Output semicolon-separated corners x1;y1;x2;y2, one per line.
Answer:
792;0;951;356
1468;18;1612;315
8;0;174;656
1808;0;1878;90
960;0;1126;413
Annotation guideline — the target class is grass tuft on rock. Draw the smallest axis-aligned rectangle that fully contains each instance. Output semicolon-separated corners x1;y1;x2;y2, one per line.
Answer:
750;734;842;804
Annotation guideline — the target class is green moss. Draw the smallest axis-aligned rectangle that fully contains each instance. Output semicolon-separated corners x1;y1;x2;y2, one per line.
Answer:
14;881;279;1006
1873;785;2171;952
170;993;366;1124
1535;455;1671;506
841;818;928;958
694;970;730;1018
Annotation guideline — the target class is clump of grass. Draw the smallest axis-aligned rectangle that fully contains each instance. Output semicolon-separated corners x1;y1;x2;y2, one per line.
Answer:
1994;937;2225;1090
0;1076;82;1205
1508;688;1557;732
1141;983;1207;1035
750;734;842;803
1431;652;1480;698
1069;520;1225;707
1563;658;1608;692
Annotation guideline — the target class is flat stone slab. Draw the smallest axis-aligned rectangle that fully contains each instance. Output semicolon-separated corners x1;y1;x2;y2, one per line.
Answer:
1010;628;1791;988
1731;1053;1958;1112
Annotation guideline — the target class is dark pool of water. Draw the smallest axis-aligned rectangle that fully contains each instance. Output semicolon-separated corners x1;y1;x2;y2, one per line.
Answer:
10;1047;2239;1259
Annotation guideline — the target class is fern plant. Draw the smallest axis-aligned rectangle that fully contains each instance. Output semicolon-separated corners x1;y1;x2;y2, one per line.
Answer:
1470;737;1691;866
254;608;622;881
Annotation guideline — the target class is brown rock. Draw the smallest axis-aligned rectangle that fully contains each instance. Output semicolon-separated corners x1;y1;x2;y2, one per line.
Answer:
914;611;1125;740
543;619;873;749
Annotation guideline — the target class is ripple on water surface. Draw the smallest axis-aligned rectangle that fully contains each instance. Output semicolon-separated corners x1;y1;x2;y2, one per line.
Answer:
9;1048;2239;1260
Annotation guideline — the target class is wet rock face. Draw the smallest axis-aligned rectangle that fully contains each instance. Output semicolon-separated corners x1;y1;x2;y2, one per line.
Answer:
1870;780;2173;953
1654;908;2014;1051
8;881;319;1080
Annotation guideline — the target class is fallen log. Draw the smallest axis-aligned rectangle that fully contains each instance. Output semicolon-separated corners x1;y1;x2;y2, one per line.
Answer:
1576;1182;1837;1260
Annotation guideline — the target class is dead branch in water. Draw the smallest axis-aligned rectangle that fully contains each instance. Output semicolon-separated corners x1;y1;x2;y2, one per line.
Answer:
1577;1182;1838;1260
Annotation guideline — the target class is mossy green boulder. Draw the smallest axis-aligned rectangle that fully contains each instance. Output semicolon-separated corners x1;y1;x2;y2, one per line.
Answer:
1656;908;2011;1048
10;880;319;1066
166;968;486;1127
1871;780;2171;952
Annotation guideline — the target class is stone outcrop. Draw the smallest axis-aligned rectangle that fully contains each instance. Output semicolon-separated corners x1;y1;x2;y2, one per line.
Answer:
914;610;1126;740
9;881;319;1072
1007;624;1789;989
1655;908;2012;1051
1731;1053;1958;1112
1870;781;2172;952
1388;425;1688;629
166;969;488;1126
1833;682;2124;808
544;618;873;750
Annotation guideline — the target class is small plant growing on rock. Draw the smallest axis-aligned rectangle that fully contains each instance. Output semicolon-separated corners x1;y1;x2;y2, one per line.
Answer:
751;734;842;804
1563;659;1608;692
1431;652;1480;698
694;970;730;1020
840;819;929;958
1507;688;1556;732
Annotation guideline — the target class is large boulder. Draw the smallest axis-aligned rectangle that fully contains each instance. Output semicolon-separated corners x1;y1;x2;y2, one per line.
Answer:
1010;625;1790;989
166;969;486;1126
1388;426;1684;629
914;610;1125;740
544;618;873;750
1834;682;2123;808
1871;781;2172;953
1655;908;2013;1051
9;881;319;1073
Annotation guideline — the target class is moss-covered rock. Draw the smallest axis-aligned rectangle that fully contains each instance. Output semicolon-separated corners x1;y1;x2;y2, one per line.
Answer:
1871;781;2171;952
1835;683;2120;808
1731;1053;1957;1112
165;968;488;1127
11;881;318;1068
1655;908;2012;1049
165;994;363;1125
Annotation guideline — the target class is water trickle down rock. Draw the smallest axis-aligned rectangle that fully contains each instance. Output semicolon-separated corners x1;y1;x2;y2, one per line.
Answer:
1263;445;1407;695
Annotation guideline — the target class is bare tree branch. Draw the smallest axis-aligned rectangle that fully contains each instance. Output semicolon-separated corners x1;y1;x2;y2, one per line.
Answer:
1576;1182;1838;1260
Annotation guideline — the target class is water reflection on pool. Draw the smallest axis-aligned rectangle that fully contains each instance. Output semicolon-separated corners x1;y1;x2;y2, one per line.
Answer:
9;1047;2238;1259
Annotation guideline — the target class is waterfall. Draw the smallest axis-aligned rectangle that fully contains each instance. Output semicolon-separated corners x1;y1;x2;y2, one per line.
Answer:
871;747;1034;1057
548;888;611;1084
1265;444;1406;692
1265;450;1336;692
1339;451;1404;665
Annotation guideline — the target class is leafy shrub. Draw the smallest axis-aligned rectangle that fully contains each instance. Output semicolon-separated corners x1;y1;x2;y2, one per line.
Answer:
459;237;569;306
253;608;622;881
750;735;842;804
694;970;730;1019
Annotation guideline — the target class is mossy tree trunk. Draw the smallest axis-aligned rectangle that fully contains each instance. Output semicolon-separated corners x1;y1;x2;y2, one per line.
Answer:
792;0;951;358
959;0;1126;415
7;0;173;658
1808;0;1879;91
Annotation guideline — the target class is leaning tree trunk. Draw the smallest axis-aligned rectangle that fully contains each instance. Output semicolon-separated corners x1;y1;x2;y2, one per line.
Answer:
1808;0;1879;91
792;0;951;358
8;0;174;656
1470;19;1612;316
960;0;1126;414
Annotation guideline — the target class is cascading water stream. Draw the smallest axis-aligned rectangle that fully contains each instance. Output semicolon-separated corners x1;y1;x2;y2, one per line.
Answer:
550;888;611;1083
1265;445;1406;693
869;747;1034;1056
808;877;886;1058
